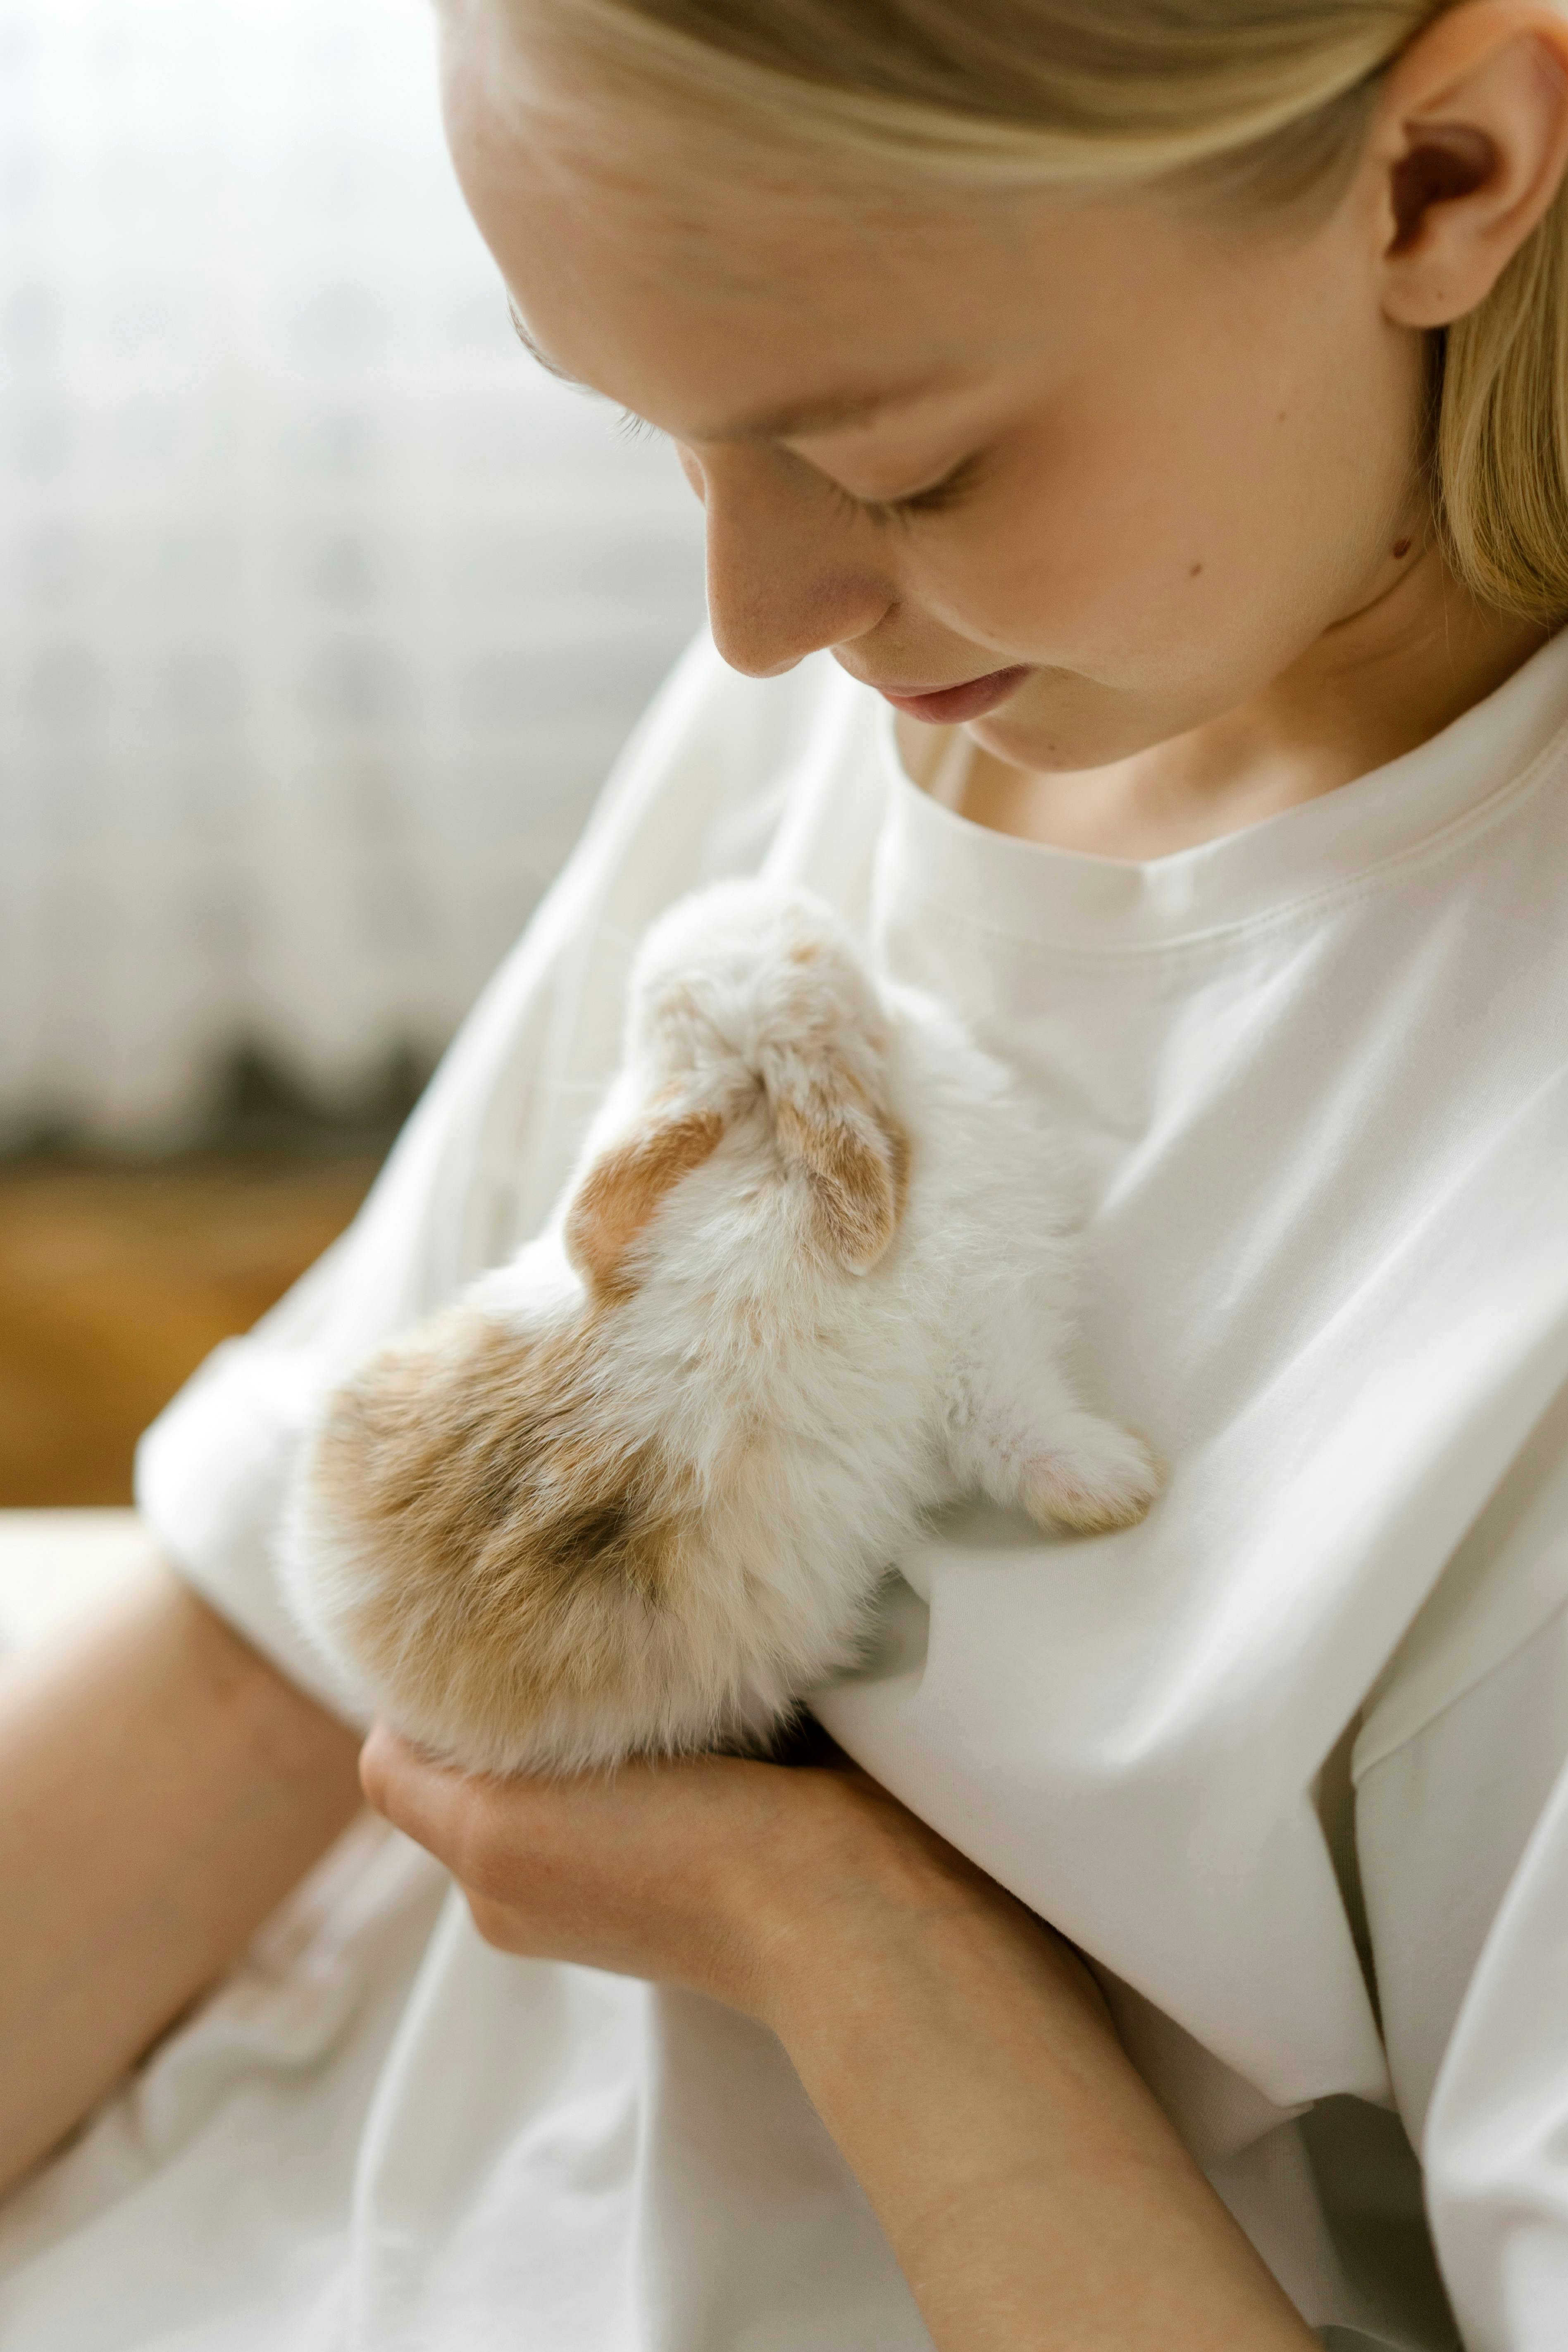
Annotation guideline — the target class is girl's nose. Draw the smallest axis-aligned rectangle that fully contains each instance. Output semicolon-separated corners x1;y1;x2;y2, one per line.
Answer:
686;445;895;679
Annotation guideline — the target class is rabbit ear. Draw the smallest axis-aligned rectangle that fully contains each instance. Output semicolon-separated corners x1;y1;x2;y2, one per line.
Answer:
564;1106;726;1296
773;1067;909;1272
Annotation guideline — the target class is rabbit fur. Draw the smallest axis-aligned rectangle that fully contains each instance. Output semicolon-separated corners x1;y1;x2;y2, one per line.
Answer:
280;882;1160;1775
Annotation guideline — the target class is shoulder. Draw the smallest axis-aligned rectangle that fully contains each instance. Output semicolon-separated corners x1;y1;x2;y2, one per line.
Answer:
591;635;867;846
395;641;888;1270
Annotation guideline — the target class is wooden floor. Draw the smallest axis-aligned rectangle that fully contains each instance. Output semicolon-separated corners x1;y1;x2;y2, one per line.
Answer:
0;1151;384;1507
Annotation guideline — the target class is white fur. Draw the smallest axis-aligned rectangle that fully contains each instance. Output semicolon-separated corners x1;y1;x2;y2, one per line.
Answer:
281;883;1159;1773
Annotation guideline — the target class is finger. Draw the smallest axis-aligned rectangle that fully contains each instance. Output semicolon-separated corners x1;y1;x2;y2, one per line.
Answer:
360;1727;601;1902
359;1724;474;1864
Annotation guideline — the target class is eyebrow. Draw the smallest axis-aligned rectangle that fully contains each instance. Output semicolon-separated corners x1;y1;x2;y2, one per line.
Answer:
506;299;960;443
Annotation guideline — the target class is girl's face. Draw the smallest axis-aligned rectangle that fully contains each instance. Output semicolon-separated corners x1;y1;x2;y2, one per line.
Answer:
442;19;1432;775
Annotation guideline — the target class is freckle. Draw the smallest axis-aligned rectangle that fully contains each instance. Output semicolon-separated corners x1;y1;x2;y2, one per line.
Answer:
1391;538;1412;559
1188;560;1203;577
1276;409;1288;423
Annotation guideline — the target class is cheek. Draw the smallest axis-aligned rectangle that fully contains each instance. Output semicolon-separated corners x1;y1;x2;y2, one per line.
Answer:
922;402;1342;676
915;270;1411;687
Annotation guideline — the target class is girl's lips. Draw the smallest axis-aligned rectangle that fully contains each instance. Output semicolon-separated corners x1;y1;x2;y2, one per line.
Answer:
877;665;1032;725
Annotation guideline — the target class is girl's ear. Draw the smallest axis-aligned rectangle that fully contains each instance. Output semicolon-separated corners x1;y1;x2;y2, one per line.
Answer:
1374;7;1568;326
564;1107;726;1296
772;1062;909;1273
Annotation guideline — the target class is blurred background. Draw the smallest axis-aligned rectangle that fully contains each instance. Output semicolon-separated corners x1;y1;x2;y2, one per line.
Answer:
0;0;707;1506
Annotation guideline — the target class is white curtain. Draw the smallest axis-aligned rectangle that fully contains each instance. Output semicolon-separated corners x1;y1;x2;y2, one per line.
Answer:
0;0;707;1146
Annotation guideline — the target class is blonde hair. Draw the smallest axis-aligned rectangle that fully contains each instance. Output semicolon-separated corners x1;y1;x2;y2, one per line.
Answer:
508;0;1568;623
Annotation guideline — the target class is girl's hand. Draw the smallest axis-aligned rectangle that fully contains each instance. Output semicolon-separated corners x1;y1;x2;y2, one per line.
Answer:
356;1721;1081;2033
360;1723;1314;2351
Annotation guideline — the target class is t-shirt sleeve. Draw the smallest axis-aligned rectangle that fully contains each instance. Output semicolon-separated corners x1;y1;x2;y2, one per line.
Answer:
135;637;837;1714
1354;1386;1568;2349
1355;1612;1568;2352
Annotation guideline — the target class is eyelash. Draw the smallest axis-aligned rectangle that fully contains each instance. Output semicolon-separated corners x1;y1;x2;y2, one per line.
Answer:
852;451;986;526
615;410;984;523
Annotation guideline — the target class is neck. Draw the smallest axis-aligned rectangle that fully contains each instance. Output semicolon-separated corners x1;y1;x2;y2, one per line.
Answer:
959;553;1552;861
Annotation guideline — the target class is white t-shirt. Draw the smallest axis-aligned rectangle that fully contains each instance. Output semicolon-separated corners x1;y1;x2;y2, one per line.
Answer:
7;634;1568;2352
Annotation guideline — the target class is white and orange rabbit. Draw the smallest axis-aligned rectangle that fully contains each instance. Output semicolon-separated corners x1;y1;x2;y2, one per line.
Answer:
281;882;1159;1774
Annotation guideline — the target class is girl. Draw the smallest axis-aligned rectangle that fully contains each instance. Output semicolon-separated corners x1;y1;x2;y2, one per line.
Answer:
4;2;1568;2345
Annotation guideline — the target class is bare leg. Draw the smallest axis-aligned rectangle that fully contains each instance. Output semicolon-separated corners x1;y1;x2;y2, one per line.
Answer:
0;1536;363;2195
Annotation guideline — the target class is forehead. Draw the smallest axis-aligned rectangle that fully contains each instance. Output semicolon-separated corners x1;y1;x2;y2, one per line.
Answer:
440;17;1095;424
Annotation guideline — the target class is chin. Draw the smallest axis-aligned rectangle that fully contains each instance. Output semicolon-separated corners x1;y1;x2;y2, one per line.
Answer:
963;707;1111;778
964;675;1180;777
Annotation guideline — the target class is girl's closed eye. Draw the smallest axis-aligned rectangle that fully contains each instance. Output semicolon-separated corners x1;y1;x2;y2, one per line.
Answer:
856;448;987;524
806;448;987;528
620;414;987;539
617;406;988;526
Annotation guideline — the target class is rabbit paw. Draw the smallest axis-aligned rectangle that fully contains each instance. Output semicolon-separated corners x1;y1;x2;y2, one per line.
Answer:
1024;1415;1163;1537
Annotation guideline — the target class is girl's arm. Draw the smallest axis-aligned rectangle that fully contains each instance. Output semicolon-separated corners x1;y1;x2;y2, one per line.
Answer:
362;1732;1315;2352
0;1542;363;2196
770;1858;1313;2351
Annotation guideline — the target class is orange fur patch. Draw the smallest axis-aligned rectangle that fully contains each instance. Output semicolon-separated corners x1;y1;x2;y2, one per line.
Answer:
310;1306;695;1751
564;1108;725;1296
774;1091;909;1269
